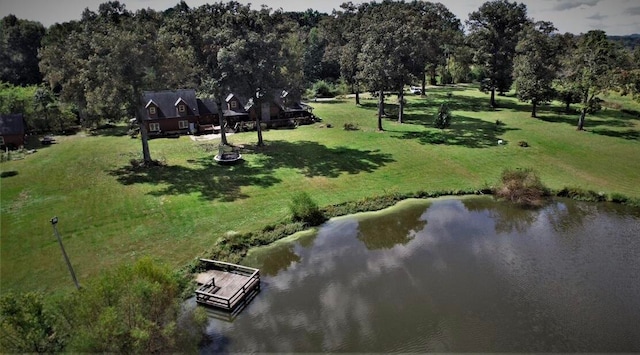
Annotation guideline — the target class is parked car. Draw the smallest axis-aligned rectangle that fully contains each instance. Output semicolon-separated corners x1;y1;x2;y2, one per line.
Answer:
409;86;422;95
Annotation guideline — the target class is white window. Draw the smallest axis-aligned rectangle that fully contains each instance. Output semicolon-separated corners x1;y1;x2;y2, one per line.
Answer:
179;120;189;129
230;100;237;109
178;104;186;113
149;122;160;131
149;106;156;115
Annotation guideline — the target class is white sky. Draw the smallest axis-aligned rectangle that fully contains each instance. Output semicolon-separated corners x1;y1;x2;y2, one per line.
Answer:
1;0;639;35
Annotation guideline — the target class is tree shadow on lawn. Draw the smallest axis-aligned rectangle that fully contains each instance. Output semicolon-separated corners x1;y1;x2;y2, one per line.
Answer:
243;140;395;178
108;141;394;201
538;107;639;140
392;114;519;148
588;128;639;140
88;124;130;137
109;158;279;202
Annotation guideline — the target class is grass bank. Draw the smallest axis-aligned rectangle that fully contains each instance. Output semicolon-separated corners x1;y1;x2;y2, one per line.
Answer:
2;85;639;294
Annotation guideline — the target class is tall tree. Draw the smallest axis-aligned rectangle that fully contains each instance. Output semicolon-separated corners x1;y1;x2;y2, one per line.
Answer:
449;42;474;83
513;21;559;117
358;1;423;127
565;30;621;130
553;32;582;113
217;8;286;146
618;46;640;102
410;1;462;93
0;15;45;86
467;0;528;107
321;2;368;105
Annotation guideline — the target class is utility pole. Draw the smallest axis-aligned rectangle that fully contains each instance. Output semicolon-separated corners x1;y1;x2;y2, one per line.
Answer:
50;217;80;290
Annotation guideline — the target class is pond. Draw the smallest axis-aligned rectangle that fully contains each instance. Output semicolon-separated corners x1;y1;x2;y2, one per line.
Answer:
201;197;640;353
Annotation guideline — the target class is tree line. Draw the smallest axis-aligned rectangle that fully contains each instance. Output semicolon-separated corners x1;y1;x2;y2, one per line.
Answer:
2;0;640;136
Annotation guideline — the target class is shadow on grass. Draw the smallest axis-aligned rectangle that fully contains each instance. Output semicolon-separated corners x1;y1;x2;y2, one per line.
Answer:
308;99;348;104
538;107;639;140
392;114;518;148
1;171;18;178
109;158;278;202
89;124;130;137
589;128;640;140
109;140;394;201
244;140;395;178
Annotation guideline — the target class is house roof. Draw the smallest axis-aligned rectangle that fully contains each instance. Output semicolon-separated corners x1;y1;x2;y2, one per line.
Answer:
264;89;307;112
196;98;219;115
224;93;250;116
140;89;199;119
0;114;25;135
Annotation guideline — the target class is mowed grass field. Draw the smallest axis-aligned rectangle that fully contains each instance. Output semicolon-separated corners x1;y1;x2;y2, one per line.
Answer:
1;85;639;294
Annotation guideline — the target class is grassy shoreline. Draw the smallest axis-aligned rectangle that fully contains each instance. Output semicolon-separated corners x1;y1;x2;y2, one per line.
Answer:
187;188;639;274
2;85;639;295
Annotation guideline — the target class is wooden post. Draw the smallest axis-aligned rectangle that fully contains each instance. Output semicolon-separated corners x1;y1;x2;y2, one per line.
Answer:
50;217;80;290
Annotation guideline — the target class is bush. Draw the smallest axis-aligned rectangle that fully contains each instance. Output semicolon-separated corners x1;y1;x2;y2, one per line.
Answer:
0;292;65;353
555;187;606;202
440;70;453;85
65;258;206;353
343;123;359;131
311;80;337;98
289;192;325;226
434;104;452;129
494;168;550;207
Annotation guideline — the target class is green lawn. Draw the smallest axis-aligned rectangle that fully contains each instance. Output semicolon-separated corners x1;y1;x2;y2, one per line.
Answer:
1;85;639;294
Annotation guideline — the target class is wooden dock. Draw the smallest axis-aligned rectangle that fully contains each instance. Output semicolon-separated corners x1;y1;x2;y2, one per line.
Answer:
195;259;260;311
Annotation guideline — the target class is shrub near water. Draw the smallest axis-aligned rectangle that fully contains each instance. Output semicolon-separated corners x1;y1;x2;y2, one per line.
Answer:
65;258;206;353
289;192;326;226
495;168;550;207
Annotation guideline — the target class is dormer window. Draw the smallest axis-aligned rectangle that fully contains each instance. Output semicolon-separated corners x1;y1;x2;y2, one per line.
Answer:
230;101;237;109
149;107;156;115
178;104;185;113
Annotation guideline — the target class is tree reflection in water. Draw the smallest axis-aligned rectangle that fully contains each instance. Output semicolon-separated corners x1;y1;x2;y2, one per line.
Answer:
357;201;429;250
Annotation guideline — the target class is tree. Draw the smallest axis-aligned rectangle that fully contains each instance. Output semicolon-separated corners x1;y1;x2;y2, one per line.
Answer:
618;46;640;102
0;292;64;353
449;43;474;83
357;1;425;128
217;13;285;146
410;2;462;93
39;3;185;163
513;21;559;117
321;2;368;106
467;0;528;107
565;30;621;130
33;86;75;133
434;104;452;129
554;32;582;113
0;15;45;85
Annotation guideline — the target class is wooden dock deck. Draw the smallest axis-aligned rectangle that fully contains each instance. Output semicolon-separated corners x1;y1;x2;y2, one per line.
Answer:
195;259;260;311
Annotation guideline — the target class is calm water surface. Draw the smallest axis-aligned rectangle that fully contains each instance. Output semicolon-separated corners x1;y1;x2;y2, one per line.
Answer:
202;197;640;353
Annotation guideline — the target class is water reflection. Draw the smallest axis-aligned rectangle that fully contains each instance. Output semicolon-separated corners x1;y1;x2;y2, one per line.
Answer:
357;200;428;250
203;197;640;353
462;197;541;234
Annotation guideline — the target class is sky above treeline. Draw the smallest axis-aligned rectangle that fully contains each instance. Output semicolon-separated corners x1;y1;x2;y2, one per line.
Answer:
1;0;639;35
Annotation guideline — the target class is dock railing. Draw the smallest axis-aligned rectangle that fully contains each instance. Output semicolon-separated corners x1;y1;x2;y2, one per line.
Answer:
195;259;260;310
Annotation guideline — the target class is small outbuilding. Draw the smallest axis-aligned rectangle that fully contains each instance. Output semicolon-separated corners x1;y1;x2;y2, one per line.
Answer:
0;114;26;149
